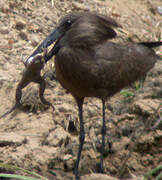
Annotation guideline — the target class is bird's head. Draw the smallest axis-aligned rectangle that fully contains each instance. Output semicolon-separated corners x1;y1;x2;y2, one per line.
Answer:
26;12;121;63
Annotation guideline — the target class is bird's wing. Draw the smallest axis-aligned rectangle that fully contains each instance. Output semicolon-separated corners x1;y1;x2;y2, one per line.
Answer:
93;42;158;92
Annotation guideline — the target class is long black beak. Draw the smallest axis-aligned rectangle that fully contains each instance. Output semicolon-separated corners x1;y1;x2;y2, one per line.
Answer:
26;26;63;63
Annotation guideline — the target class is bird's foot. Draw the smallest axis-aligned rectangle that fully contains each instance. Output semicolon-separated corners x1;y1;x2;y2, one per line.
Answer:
108;141;113;154
96;162;104;173
74;170;80;180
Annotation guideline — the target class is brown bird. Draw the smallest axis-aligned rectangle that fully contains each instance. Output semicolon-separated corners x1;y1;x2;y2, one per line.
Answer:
11;12;162;179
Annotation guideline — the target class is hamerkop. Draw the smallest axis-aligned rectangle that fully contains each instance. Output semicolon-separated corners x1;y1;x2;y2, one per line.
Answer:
13;12;162;179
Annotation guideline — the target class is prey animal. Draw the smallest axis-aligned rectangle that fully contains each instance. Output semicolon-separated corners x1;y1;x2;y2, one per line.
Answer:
0;48;54;119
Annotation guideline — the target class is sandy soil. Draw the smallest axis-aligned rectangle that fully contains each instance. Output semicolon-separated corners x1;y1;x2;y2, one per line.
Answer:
0;0;161;179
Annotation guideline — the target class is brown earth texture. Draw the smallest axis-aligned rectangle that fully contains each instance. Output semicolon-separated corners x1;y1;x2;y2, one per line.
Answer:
0;0;162;180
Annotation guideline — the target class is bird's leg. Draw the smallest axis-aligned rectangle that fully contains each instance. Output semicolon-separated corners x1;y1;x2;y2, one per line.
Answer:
74;97;84;180
98;99;106;173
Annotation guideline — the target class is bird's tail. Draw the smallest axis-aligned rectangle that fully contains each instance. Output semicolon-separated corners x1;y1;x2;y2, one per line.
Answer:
139;41;162;48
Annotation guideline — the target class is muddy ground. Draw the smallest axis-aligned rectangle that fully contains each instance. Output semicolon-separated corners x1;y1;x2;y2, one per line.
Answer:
0;0;161;180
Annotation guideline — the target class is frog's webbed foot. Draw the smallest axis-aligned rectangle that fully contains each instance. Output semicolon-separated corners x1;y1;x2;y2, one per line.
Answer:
34;75;55;111
0;79;28;119
0;104;19;119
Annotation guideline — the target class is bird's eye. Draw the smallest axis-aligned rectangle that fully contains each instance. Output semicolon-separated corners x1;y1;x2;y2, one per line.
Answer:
65;19;72;26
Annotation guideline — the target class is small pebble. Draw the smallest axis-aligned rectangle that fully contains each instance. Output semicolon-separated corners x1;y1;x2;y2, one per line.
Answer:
15;21;26;30
157;6;162;15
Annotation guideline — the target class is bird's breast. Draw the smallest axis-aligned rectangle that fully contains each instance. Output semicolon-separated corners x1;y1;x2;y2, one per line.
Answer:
54;46;109;98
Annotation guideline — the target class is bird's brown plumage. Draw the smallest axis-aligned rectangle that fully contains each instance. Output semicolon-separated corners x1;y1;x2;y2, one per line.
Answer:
54;12;157;100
